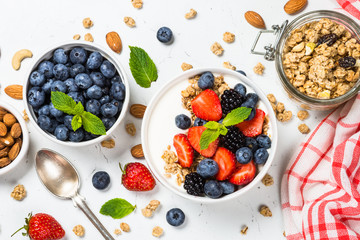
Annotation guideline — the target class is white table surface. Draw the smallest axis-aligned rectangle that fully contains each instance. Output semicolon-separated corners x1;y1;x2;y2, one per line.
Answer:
0;0;350;239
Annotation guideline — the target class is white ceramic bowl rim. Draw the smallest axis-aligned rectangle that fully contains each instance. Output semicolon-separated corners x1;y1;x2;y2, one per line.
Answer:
0;101;30;175
142;67;278;203
23;40;130;147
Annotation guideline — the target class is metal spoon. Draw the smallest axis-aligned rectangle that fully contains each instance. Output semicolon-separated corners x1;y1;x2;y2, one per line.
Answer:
35;149;115;240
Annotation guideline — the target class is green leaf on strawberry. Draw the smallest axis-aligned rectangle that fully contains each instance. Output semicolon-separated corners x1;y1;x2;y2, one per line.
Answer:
100;198;136;219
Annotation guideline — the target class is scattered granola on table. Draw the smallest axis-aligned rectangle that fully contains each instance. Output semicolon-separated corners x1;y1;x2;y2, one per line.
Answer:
114;229;122;235
297;110;309;120
259;205;272;217
73;224;85;237
101;139;115;148
181;62;193;71
240;226;248;235
142;200;161;218
267;94;276;103
124;16;136;27
125;123;136;136
84;33;94;42
185;8;197;19
152;226;163;238
210;42;224;56
82;18;93;28
131;0;143;8
298;123;310;134
73;34;81;40
282;18;360;99
261;173;274;186
223;32;235;43
223;61;236;70
120;222;130;232
253;62;265;75
268;94;292;122
22;110;29;122
11;184;26;201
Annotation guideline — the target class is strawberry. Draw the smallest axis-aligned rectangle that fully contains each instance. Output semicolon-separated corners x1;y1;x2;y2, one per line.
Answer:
229;161;256;185
191;89;222;121
173;134;194;167
120;162;156;191
212;147;236;181
236;109;265;137
187;126;219;158
12;213;65;240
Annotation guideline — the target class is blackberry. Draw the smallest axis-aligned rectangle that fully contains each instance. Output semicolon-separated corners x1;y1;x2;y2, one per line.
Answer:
221;126;246;153
221;89;243;115
183;172;205;196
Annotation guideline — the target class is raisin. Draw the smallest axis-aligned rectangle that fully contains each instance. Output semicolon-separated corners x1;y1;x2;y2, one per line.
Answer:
317;33;338;46
338;56;356;68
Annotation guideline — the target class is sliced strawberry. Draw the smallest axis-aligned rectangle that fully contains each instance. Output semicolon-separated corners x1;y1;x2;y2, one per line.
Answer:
236;109;265;137
187;126;219;158
173;134;194;167
191;89;222;121
212;147;236;181
229;161;256;185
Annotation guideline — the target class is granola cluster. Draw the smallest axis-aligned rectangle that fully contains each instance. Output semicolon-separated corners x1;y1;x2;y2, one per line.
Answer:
11;184;26;201
72;225;85;237
282;18;360;99
142;200;160;218
267;94;292;122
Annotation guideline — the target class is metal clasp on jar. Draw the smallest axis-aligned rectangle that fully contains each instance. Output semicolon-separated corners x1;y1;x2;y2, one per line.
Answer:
251;21;288;61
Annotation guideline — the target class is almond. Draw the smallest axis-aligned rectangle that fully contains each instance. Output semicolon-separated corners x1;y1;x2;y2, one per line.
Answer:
131;144;144;158
15;137;22;148
5;85;23;100
244;11;265;29
10;123;22;139
101;139;115;148
0;133;14;146
3;113;17;127
0;146;9;158
130;104;146;118
0;157;11;168
284;0;307;15
8;143;20;161
0;108;7;121
106;31;122;53
0;122;7;137
0;141;6;150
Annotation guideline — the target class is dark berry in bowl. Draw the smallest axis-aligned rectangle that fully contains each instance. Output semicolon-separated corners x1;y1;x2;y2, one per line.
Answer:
70;47;87;64
254;148;269;164
221;126;245;153
198;71;214;90
75;73;93;89
236;70;247;76
256;134;271;149
28;87;46;108
204;180;223;199
54;124;69;141
219;181;235;195
51;80;67;93
110;82;126;101
90;72;106;87
236;147;253;164
92;171;110;190
196;159;219;178
101;103;118;118
100;60;116;78
157;27;173;44
166;208;185;227
193;117;207;126
53;48;68;64
234;83;247;98
175;114;191;130
38;61;54;78
183;172;205;196
29;71;46;87
221;89;243;115
69;63;85;77
86;52;103;69
53;64;69;80
69;128;85;142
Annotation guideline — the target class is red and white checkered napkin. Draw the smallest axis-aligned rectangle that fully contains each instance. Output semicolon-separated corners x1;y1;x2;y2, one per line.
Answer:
336;0;360;19
281;93;360;240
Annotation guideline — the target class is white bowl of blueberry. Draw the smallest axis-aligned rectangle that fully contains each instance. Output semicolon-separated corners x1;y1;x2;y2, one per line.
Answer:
142;68;278;203
24;41;130;146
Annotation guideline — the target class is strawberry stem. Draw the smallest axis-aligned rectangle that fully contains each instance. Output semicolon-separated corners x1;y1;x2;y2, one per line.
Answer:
119;163;125;174
11;212;31;237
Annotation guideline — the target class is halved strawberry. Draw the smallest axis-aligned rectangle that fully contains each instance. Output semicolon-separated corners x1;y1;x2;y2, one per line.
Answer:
173;134;194;167
212;147;236;181
236;109;265;137
191;89;222;121
229;161;256;185
187;126;219;158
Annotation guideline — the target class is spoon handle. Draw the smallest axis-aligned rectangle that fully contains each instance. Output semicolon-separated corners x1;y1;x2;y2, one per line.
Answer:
72;194;115;240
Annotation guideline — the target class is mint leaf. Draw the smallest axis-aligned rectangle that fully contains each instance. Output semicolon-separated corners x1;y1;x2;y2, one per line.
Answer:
71;115;82;131
81;112;106;135
200;129;221;150
51;91;77;115
222;107;252;126
129;46;158;88
100;198;136;219
219;125;228;135
204;121;221;130
74;102;84;115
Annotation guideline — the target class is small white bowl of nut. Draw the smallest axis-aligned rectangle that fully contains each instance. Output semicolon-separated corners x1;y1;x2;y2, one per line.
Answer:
0;101;29;175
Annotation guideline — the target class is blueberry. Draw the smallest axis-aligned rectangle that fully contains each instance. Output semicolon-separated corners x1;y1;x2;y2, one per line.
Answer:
102;86;110;95
234;83;247;98
49;103;63;118
101;103;118;118
110;82;125;101
53;48;68;64
111;99;123;112
86;99;101;115
166;208;185;227
68;91;85;105
99;95;111;105
54;124;69;141
245;137;259;152
53;64;69;80
75;73;93;89
84;132;96;141
86;52;103;69
69;128;85;142
37;115;52;131
28;87;46;108
56;115;65;123
100;60;116;78
38;61;54;78
236;147;253;164
90;72;106;87
245;93;259;107
47;118;59;133
51;80;67;93
64;78;79;92
69;64;86;77
42;79;54;94
241;102;255;121
102;117;116;130
198;72;214;90
157;27;173;43
70;47;87;64
246;108;256;121
38;105;50;116
194;118;207;127
111;75;121;85
86;85;102;99
196;159;219;178
63;115;73;129
29;71;46;87
236;70;247;76
204;180;223;199
92;171;110;190
219;181;235;195
256;134;271;149
254;148;269;164
175;114;191;130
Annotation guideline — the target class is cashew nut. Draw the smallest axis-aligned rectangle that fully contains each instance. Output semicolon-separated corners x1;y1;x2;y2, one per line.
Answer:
12;49;33;70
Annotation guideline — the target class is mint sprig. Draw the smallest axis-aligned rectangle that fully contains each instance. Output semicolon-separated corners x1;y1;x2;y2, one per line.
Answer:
129;46;158;88
51;91;106;135
100;198;136;219
200;107;251;150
